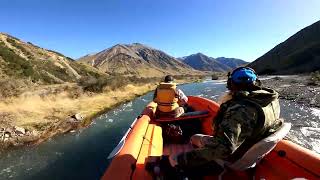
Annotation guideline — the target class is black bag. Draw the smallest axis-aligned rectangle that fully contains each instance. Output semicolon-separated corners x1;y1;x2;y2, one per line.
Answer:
163;124;184;144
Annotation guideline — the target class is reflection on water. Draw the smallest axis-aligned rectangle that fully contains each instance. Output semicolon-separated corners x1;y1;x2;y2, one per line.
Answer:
0;80;319;180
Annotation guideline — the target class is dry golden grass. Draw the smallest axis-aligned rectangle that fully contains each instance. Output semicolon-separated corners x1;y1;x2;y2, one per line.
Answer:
0;83;157;131
0;74;201;147
78;83;156;119
0;76;203;150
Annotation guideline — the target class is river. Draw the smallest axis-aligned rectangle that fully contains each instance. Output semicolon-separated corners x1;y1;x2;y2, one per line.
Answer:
0;80;319;180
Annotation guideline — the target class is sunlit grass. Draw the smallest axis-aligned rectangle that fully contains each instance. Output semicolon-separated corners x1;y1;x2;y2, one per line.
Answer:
0;83;157;131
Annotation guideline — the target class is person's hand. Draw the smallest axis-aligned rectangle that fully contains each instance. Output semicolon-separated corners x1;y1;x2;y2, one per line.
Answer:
168;155;178;167
190;134;203;148
190;134;213;148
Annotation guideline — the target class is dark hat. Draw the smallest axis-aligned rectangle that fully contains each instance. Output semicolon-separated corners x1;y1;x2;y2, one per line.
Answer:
164;75;174;82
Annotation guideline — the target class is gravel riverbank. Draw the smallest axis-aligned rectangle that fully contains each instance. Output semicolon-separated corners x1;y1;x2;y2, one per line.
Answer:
262;75;320;108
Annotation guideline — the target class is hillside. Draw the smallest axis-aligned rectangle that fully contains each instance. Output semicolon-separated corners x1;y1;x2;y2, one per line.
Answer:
0;33;102;84
78;43;201;77
180;53;247;72
215;57;248;69
249;20;320;74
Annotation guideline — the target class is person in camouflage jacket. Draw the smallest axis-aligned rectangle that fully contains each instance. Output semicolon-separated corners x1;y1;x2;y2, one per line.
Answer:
169;67;283;175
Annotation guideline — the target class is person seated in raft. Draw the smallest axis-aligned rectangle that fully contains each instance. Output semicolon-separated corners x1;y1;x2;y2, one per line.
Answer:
168;67;284;177
153;75;188;118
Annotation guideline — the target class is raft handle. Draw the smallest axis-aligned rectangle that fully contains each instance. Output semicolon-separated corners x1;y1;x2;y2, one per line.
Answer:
277;150;286;157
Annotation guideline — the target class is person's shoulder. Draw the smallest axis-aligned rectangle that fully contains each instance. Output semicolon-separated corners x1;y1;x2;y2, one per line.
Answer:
221;101;259;126
224;99;260;113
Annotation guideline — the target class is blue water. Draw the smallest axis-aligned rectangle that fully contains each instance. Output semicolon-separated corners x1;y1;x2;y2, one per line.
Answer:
0;80;319;180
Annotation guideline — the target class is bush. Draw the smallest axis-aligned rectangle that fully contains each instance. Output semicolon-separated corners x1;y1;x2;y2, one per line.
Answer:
77;75;161;93
69;63;98;77
0;79;30;98
212;73;219;80
308;71;320;85
0;42;39;81
77;76;101;92
7;38;33;58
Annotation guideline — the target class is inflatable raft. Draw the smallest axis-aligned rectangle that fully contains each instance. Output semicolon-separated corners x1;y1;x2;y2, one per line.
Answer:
102;96;320;180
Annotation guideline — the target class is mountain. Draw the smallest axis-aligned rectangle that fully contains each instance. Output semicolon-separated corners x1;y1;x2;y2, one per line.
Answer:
215;57;248;69
180;53;229;72
78;43;200;77
180;53;247;72
248;20;320;74
0;33;102;84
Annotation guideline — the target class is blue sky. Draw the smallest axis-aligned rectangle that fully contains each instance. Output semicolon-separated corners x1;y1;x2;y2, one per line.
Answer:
1;0;319;61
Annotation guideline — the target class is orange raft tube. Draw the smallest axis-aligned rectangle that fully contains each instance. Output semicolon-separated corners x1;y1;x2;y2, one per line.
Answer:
102;96;320;180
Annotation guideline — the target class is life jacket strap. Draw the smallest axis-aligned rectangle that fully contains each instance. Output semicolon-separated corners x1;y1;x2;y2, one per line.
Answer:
158;102;176;106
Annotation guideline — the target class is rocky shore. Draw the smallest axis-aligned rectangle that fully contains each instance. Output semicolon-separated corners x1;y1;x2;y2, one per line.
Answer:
0;126;39;147
262;75;320;108
0;107;105;153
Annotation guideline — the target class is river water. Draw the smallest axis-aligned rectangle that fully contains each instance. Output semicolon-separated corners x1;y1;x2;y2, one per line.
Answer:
0;80;319;180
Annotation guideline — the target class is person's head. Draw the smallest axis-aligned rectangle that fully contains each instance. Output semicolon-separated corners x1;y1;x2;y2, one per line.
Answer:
227;67;261;92
164;75;174;83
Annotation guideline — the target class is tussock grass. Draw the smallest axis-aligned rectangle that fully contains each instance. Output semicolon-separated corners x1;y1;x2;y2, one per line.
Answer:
0;74;201;131
0;83;157;131
78;75;161;92
0;72;202;150
0;78;32;98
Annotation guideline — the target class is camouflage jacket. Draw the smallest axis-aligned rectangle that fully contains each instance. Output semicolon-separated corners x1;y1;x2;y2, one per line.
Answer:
176;87;283;169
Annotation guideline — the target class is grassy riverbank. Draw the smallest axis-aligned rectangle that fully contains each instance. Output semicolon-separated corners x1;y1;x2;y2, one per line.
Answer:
0;76;203;152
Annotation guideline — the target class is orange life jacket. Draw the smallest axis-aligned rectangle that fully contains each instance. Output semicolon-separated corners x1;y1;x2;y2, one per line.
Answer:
155;82;179;112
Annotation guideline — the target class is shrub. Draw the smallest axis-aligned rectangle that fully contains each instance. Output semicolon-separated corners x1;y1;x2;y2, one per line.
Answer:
77;75;161;93
77;76;101;92
7;38;33;58
308;71;320;85
0;42;39;80
212;73;219;80
69;62;102;79
0;79;30;98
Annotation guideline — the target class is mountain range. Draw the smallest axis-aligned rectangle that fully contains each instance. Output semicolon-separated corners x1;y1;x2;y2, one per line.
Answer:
1;33;244;88
78;43;201;77
1;20;319;86
180;53;247;72
249;20;320;74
